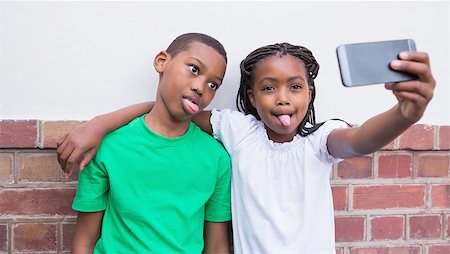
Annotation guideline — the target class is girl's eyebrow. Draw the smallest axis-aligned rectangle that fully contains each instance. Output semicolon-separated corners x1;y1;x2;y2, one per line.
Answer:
259;76;306;84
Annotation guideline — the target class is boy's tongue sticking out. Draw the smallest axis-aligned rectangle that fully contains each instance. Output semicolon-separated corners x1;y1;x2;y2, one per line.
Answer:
183;98;199;113
277;115;291;127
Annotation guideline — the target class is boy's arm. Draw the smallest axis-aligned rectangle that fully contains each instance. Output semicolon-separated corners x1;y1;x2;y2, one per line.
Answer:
203;221;231;254
328;51;435;159
72;211;104;254
57;102;153;173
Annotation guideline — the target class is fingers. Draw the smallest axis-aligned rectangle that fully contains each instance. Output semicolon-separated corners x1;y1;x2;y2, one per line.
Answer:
58;142;75;173
390;51;435;84
79;148;97;170
66;148;85;174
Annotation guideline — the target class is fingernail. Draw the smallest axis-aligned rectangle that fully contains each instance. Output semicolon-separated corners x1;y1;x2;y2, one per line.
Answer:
399;52;409;59
391;60;401;67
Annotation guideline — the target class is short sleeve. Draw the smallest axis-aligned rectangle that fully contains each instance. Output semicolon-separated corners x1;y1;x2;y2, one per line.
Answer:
204;152;232;222
308;120;349;164
72;155;109;212
210;108;257;153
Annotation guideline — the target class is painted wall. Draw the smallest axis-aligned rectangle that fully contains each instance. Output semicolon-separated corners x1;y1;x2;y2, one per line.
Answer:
1;1;449;124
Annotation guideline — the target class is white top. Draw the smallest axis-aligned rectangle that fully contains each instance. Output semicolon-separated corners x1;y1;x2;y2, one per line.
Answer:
211;109;348;254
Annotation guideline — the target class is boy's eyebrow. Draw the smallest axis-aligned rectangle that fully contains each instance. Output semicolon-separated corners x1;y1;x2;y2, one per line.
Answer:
189;57;224;83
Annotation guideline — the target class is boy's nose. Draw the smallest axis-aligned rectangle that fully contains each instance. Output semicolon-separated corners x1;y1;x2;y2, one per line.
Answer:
191;81;203;96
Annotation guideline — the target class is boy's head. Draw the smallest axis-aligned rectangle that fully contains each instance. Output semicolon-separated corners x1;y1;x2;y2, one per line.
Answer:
236;42;320;137
166;33;227;63
153;33;227;122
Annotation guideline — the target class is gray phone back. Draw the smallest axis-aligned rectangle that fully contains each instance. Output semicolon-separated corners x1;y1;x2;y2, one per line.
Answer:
336;39;417;87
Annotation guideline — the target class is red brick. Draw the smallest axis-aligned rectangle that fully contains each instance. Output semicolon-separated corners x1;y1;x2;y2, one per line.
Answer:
409;215;441;239
380;138;396;151
336;248;343;254
428;245;450;254
0;120;37;148
335;216;365;242
399;124;435;150
0;224;6;252
431;185;450;208
447;215;450;239
17;153;62;182
42;121;84;148
417;154;449;177
0;153;13;182
353;185;425;209
370;216;404;240
350;246;421;254
378;153;412;178
332;186;347;210
13;223;56;251
337;156;373;179
0;188;76;216
439;126;450;150
62;223;76;251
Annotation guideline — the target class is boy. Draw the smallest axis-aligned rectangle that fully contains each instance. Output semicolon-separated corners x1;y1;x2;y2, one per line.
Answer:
70;33;231;253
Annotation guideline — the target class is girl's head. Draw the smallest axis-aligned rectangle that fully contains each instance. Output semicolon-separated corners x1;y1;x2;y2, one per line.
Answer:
236;43;320;142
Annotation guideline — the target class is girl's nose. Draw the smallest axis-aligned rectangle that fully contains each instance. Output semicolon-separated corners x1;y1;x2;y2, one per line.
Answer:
277;90;290;106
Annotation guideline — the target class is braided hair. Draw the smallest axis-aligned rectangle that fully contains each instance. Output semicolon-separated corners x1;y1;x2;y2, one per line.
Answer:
236;42;324;136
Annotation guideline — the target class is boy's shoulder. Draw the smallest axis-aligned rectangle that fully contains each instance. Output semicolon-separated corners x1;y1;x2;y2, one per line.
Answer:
190;122;229;155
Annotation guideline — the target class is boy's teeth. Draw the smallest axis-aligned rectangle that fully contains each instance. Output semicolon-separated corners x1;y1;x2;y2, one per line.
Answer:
277;115;291;127
183;98;199;113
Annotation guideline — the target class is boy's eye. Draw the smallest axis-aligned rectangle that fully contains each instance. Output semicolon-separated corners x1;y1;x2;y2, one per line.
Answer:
188;65;199;75
208;82;218;91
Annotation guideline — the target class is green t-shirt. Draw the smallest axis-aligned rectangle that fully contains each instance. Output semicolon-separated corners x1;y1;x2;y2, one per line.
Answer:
72;115;231;253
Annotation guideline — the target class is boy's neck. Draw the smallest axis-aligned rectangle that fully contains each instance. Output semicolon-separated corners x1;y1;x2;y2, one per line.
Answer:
144;103;191;138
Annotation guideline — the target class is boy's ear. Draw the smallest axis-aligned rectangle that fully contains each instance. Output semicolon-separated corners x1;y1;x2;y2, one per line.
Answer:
154;51;170;73
247;89;256;108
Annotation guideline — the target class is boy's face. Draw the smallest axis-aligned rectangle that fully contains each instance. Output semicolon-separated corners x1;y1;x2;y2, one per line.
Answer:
247;55;311;143
155;42;226;122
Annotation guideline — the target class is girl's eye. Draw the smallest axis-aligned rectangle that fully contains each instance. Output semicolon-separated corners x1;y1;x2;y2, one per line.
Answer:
291;84;302;89
208;82;218;91
262;86;274;91
188;65;199;75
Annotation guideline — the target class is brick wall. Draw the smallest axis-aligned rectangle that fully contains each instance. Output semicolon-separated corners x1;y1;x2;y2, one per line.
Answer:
0;120;449;254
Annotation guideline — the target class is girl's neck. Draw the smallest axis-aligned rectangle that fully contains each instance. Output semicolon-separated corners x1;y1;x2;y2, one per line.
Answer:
264;125;297;143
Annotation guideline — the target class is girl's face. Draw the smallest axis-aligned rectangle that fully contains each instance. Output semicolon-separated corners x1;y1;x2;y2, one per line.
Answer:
247;55;311;143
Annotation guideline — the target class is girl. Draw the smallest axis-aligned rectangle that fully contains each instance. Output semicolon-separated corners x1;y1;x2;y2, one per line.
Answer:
58;43;435;253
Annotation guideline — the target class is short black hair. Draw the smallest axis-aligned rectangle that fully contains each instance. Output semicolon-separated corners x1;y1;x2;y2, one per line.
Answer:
166;33;227;63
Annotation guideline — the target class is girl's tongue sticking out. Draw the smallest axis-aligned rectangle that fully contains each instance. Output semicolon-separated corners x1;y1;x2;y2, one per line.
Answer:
277;115;291;127
183;98;199;114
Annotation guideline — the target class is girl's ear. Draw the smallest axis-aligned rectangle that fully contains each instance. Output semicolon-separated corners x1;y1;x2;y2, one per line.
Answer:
247;89;256;108
154;51;170;73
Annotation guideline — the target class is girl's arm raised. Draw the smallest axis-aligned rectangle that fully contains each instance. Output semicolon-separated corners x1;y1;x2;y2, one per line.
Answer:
327;51;435;159
57;102;153;173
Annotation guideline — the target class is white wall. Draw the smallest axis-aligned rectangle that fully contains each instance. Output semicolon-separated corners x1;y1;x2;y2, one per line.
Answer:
1;1;449;125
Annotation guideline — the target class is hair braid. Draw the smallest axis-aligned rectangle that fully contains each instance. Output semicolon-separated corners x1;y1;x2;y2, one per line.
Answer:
236;42;324;136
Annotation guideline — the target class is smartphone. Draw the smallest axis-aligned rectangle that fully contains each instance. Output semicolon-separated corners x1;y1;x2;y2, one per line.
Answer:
336;39;417;87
